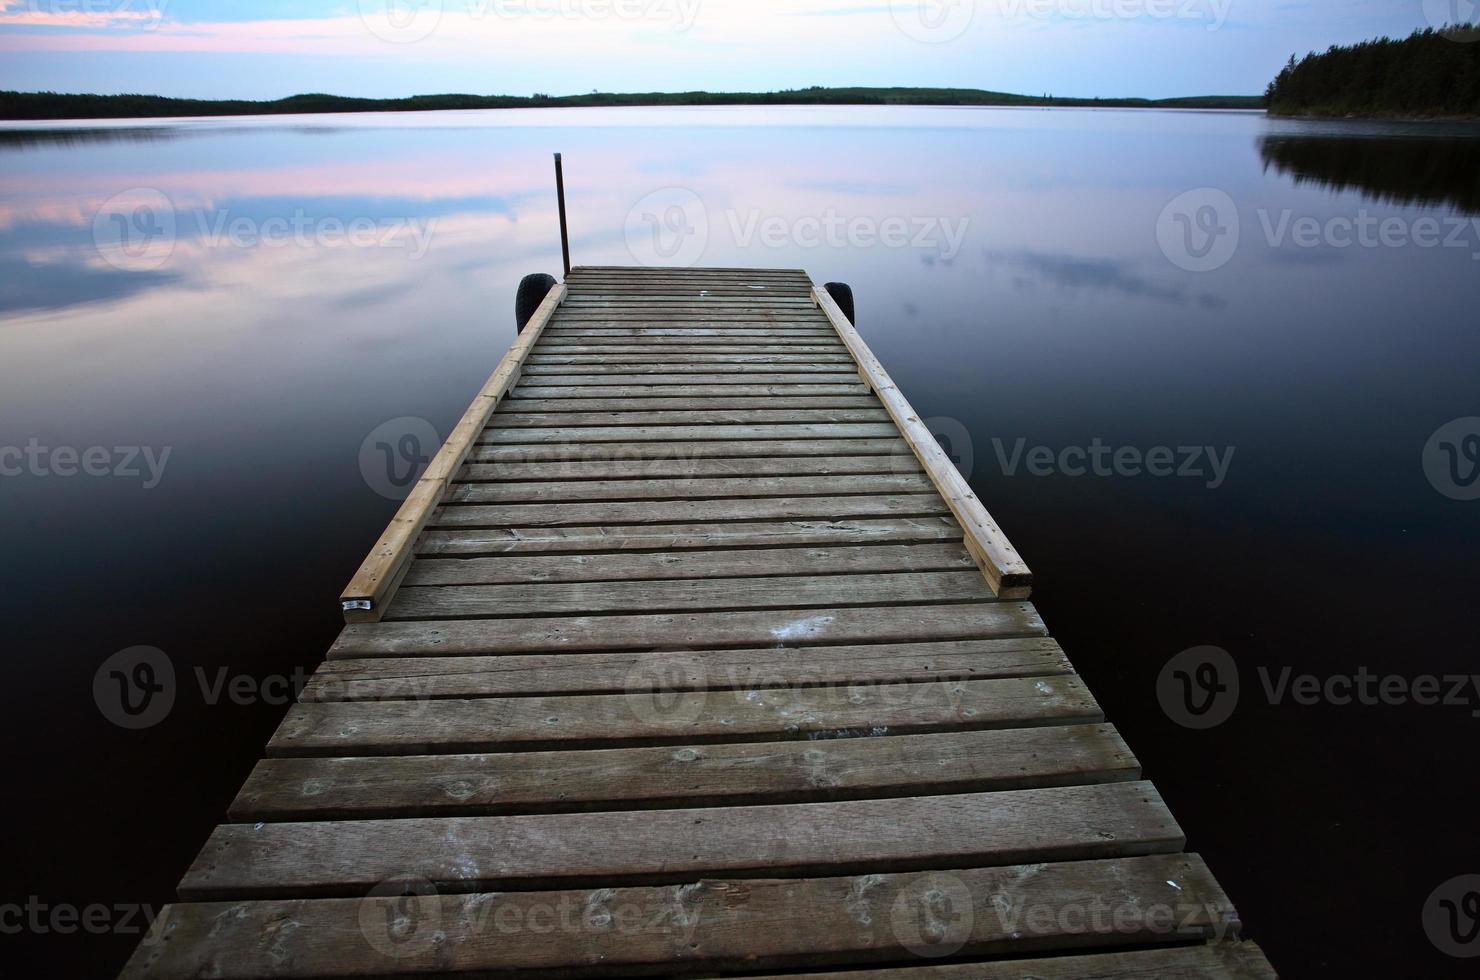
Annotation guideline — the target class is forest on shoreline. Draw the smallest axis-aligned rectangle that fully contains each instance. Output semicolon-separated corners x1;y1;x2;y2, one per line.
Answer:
0;87;1262;121
1267;26;1480;118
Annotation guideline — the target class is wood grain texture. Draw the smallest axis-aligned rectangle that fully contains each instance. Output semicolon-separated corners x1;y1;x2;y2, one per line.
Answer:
465;437;911;462
495;395;880;413
489;408;890;426
507;383;871;398
231;725;1137;820
515;373;864;387
745;944;1277;980
457;453;918;481
180;782;1178;899
383;570;994;620
124;857;1250;978
328;602;1047;658
428;494;951;529
444;472;933;503
416;517;964;556
268;674;1100;756
402;542;974;586
301;637;1070;701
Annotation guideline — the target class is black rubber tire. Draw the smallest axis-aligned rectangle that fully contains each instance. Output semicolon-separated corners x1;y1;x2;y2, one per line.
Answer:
515;273;558;332
823;281;855;325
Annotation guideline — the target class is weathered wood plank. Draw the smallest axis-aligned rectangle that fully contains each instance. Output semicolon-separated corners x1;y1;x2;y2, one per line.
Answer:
458;453;916;481
490;409;890;427
466;439;909;462
404;542;973;586
231;725;1135;820
269;674;1098;757
384;570;992;620
543;327;834;335
477;423;903;444
180;782;1176;899
557;298;823;305
507;383;870;399
495;395;881;414
524;361;858;374
328;602;1047;658
416;517;963;556
445;473;933;503
302;637;1070;701
517;373;863;387
526;347;852;359
561;297;818;304
746;944;1276;980
124;856;1247;978
528;353;856;365
538;334;842;345
429;494;949;529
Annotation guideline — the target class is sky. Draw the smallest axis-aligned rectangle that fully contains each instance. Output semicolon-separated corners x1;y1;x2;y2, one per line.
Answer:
0;0;1469;100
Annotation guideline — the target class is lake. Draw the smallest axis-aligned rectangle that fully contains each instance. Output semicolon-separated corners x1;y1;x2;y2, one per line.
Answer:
2;105;1479;977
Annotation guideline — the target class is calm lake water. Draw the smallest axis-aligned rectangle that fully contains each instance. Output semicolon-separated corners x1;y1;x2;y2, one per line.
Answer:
3;106;1479;976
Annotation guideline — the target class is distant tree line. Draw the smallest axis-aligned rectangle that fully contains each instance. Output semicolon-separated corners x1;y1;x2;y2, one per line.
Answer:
0;87;1263;121
1267;26;1480;117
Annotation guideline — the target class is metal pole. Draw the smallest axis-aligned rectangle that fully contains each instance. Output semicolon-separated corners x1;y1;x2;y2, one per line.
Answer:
554;152;571;278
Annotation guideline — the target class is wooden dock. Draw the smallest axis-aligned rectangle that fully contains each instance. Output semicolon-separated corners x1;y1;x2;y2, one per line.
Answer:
123;267;1274;977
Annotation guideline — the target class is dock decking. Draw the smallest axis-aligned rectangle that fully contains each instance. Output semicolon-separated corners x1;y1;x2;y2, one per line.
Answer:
123;267;1274;977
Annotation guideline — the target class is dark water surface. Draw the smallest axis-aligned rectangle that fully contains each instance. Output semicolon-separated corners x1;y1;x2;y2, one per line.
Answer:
3;106;1479;976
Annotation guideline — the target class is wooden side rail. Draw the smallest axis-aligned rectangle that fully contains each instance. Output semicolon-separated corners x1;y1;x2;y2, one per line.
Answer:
338;281;567;622
812;284;1033;599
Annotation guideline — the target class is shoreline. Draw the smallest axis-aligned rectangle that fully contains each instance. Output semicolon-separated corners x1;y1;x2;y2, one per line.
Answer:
0;88;1264;122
